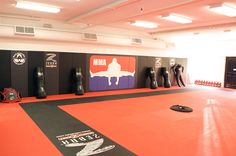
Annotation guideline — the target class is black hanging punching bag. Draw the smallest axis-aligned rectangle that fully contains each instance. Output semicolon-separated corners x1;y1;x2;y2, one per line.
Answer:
73;67;84;95
146;67;158;89
160;67;171;88
171;64;185;87
35;67;47;99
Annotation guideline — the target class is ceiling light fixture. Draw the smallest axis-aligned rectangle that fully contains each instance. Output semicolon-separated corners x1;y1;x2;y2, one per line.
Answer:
16;1;60;13
129;20;158;29
161;14;192;24
208;3;236;17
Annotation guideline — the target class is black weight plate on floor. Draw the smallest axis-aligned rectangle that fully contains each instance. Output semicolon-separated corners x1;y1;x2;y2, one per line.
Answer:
170;105;193;112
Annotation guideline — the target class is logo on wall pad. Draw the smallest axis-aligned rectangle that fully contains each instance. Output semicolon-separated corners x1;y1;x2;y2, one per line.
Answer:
12;52;26;65
56;130;115;156
170;58;176;66
155;58;162;68
46;53;57;68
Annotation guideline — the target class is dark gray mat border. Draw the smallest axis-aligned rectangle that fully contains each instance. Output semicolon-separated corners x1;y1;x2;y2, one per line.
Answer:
23;88;195;106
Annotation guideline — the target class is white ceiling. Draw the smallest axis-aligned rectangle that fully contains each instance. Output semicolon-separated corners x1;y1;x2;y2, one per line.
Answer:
1;0;236;34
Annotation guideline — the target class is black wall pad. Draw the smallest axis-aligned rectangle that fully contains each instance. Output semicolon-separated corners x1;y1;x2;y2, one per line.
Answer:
44;52;59;95
59;53;87;94
11;51;28;97
28;52;44;96
0;51;11;90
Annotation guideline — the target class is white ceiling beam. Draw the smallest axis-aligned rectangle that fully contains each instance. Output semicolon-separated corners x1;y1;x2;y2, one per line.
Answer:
66;0;129;23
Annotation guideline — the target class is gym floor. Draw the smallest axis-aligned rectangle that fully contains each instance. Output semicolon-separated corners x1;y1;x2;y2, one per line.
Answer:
1;86;236;156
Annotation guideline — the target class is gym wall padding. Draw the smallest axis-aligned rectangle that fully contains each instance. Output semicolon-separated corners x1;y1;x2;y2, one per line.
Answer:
137;56;152;88
28;51;44;97
0;51;11;90
59;53;87;94
0;50;188;97
88;55;137;91
44;52;59;95
11;51;28;97
137;56;169;88
137;56;187;88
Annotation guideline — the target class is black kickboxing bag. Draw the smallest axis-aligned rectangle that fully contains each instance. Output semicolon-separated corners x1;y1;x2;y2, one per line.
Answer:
35;67;47;99
73;68;84;95
171;64;185;87
146;67;158;89
160;67;171;88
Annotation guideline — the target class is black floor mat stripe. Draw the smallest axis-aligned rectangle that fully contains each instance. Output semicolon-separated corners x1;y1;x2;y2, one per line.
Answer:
20;88;196;156
23;88;195;106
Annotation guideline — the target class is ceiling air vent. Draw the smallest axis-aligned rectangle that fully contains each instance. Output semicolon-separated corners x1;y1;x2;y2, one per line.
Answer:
15;26;35;36
43;23;52;28
131;38;142;45
82;33;97;41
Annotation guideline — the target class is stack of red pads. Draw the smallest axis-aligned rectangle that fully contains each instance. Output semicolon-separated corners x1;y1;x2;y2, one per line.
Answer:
194;80;221;87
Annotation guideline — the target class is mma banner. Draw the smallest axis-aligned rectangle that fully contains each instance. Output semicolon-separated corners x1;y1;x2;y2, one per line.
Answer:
89;55;136;91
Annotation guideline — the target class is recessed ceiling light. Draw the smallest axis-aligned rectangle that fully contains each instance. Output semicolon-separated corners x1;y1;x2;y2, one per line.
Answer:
209;3;236;17
16;1;60;13
160;14;192;24
129;20;158;29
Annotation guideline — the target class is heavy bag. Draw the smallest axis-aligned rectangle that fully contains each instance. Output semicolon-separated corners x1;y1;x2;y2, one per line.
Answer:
73;67;84;95
160;67;171;88
146;67;158;89
35;67;47;99
0;88;21;103
171;64;185;87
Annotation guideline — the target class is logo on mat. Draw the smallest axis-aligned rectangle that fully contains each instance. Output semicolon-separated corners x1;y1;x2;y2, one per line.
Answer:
46;53;57;68
56;130;115;156
12;52;26;65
